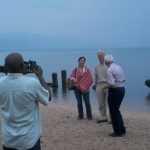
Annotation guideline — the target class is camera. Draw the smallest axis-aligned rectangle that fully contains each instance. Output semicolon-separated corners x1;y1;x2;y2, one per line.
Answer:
23;60;38;74
0;60;38;74
0;60;39;74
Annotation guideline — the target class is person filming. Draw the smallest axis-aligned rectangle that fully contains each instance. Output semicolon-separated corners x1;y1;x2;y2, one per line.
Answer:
0;53;51;150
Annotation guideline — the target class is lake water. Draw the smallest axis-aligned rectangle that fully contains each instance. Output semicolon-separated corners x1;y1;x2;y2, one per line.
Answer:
0;48;150;112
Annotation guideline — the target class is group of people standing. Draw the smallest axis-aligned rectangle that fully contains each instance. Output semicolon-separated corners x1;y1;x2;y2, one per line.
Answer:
0;51;126;150
70;50;126;137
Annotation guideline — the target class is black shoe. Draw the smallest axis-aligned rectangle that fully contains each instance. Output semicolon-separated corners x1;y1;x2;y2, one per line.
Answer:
96;119;107;124
87;117;93;120
108;121;112;124
77;117;84;120
109;133;125;137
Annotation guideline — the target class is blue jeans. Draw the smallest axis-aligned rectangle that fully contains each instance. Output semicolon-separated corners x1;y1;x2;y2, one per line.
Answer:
74;88;92;119
3;139;41;150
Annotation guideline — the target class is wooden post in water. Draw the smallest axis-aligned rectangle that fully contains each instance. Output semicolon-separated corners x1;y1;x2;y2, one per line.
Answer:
61;70;67;88
52;73;58;88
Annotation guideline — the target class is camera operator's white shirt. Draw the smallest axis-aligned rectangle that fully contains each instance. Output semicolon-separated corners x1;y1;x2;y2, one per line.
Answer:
0;73;49;150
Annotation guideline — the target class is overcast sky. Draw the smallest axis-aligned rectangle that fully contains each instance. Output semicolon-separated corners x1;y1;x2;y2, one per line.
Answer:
0;0;149;49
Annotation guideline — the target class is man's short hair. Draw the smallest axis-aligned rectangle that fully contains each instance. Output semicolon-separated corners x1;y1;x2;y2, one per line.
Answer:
104;54;114;63
5;53;24;73
97;49;105;56
78;56;86;62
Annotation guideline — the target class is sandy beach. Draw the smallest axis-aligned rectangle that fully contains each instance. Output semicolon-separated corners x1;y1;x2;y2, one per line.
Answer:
0;102;150;150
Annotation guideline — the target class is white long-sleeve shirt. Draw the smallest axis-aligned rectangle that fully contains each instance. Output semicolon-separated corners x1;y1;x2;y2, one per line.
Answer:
107;63;125;87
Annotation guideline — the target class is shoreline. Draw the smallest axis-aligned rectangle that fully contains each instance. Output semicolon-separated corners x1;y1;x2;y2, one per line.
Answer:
0;102;150;150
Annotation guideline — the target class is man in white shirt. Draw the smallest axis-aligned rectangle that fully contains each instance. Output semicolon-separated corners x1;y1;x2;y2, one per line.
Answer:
95;50;110;123
0;53;51;150
105;54;126;137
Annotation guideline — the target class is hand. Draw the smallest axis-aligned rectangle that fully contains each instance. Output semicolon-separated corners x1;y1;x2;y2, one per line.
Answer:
73;80;78;84
103;86;108;90
32;65;43;78
92;84;96;90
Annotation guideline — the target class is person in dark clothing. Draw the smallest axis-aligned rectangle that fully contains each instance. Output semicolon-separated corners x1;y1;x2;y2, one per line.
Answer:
105;54;126;137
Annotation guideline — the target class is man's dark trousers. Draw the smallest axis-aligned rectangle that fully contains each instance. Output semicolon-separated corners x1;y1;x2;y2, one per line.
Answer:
108;87;126;135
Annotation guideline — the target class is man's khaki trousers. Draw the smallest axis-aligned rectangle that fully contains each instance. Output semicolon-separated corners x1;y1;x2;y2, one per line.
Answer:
96;83;110;121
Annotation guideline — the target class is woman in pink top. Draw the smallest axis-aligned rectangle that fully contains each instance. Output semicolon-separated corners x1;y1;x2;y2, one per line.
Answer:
70;56;93;120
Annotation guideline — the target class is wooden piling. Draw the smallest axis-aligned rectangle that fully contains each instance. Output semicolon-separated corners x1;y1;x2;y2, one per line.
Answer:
52;73;58;88
61;70;67;88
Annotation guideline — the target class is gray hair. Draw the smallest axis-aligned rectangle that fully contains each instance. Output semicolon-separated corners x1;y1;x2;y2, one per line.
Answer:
104;54;114;63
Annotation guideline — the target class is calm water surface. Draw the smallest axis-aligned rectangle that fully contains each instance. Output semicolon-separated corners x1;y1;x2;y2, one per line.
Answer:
0;49;150;112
